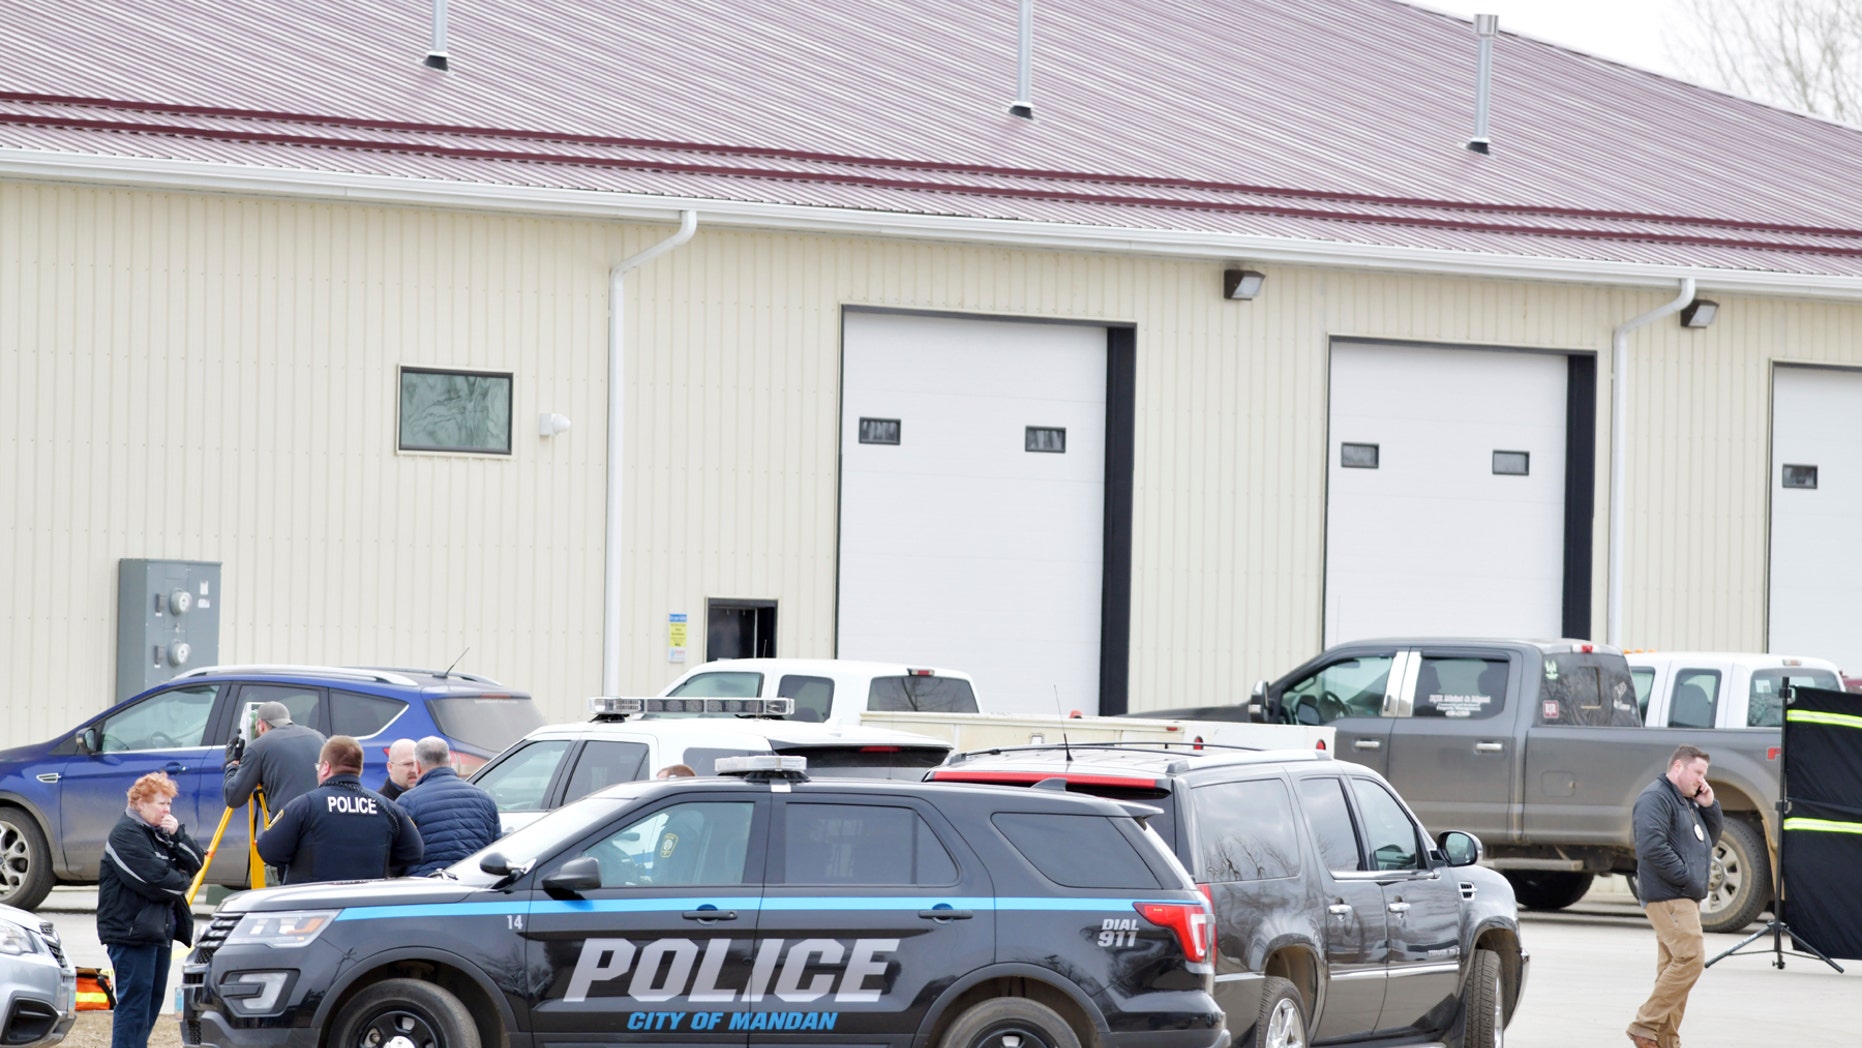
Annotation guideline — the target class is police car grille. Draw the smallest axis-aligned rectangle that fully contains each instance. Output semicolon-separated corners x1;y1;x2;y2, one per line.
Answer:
194;914;241;959
182;1019;202;1046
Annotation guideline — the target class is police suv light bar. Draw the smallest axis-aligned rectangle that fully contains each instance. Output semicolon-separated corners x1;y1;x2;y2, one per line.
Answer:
588;696;795;719
715;755;810;781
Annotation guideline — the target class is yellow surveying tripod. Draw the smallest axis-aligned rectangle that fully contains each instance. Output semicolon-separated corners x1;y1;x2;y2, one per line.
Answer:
184;787;271;906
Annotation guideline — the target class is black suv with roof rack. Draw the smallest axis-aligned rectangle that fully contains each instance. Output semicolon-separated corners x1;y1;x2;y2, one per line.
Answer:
181;755;1227;1048
931;744;1526;1048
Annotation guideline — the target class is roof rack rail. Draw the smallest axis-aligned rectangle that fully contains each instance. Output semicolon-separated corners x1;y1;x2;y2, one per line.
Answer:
949;739;1273;761
357;666;505;687
174;664;421;687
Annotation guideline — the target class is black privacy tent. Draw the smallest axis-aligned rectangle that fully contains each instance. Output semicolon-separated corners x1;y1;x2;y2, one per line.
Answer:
1781;686;1862;961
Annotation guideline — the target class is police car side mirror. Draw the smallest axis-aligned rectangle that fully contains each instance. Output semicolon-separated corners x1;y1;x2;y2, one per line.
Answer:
479;852;514;876
542;856;602;898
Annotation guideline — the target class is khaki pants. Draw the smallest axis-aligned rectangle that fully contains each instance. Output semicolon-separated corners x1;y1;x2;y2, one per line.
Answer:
1627;897;1704;1048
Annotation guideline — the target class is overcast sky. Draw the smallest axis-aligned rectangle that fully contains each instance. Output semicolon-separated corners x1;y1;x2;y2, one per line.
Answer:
1423;0;1688;79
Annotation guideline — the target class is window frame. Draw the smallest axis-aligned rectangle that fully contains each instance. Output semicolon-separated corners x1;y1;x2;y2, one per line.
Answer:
397;365;514;456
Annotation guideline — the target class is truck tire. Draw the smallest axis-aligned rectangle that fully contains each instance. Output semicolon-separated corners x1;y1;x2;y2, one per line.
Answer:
1502;871;1593;912
1701;817;1770;934
939;998;1081;1048
1460;949;1504;1048
0;809;53;911
1246;976;1308;1048
329;978;479;1048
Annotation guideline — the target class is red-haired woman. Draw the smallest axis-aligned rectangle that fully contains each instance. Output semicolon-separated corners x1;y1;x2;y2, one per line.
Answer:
96;772;203;1048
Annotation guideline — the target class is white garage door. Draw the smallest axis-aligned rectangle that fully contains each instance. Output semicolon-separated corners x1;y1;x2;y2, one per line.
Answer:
1326;342;1568;645
839;312;1106;714
1769;366;1862;670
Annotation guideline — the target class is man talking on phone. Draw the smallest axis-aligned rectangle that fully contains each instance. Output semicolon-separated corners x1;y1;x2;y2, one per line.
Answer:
1626;744;1722;1048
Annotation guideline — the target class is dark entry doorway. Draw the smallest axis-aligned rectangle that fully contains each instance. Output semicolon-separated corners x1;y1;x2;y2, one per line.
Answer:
707;600;776;661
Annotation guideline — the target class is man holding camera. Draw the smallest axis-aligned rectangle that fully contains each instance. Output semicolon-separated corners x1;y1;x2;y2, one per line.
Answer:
1626;744;1723;1048
223;700;326;814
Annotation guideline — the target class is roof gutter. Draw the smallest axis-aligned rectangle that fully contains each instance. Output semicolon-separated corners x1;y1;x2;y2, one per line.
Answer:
1606;278;1695;648
604;210;698;695
6;150;1862;301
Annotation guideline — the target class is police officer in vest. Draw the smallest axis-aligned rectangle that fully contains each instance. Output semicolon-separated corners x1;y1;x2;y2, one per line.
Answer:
256;735;423;885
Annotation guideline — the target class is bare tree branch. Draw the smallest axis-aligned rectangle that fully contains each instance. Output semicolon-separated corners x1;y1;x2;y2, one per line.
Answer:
1669;0;1862;122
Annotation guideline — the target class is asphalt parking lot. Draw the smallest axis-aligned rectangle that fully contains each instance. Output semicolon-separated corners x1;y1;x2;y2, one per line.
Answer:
37;877;1862;1044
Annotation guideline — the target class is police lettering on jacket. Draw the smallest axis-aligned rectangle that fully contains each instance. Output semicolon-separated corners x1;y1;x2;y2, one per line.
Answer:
327;794;378;814
564;937;897;1004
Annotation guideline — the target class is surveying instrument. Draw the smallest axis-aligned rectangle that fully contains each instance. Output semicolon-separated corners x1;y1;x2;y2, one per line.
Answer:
184;704;275;906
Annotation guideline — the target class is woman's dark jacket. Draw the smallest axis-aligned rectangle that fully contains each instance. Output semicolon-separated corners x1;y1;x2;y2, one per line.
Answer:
97;810;202;947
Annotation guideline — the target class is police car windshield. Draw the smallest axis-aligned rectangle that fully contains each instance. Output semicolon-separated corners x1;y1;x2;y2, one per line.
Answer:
448;790;644;883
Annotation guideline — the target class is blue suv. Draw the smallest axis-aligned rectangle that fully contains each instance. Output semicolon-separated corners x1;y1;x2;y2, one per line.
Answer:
0;665;544;910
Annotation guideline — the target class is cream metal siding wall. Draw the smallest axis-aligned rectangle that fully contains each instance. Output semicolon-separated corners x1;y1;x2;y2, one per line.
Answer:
8;179;1862;749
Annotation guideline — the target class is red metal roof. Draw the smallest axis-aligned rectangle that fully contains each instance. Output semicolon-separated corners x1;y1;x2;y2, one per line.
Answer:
4;0;1861;276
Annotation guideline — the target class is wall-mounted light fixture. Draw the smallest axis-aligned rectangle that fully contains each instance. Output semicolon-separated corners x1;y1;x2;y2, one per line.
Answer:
539;412;573;437
1224;268;1266;301
1679;299;1719;328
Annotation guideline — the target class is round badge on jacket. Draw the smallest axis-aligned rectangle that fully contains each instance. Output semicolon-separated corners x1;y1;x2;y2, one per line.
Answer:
1694;822;1705;841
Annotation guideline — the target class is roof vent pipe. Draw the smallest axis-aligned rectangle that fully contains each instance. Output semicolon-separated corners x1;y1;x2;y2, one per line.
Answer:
1008;0;1034;118
424;0;450;70
1466;13;1497;153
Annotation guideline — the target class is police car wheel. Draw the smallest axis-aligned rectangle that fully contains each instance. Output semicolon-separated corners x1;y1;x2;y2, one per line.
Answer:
940;998;1080;1048
330;978;480;1048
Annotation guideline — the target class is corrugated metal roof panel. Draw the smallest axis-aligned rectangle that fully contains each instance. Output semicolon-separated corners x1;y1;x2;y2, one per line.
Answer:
5;0;1862;275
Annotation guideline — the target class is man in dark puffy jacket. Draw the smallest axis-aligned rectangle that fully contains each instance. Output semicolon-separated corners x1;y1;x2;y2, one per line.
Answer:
398;735;503;876
257;735;423;884
98;771;202;1048
1626;744;1722;1048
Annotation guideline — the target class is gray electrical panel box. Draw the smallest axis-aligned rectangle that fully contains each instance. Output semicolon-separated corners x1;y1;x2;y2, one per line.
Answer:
117;559;222;704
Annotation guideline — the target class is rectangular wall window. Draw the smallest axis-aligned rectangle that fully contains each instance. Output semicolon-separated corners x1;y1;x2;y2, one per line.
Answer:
399;367;513;454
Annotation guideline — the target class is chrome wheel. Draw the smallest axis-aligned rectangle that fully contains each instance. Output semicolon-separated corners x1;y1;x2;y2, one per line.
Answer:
1262;996;1306;1048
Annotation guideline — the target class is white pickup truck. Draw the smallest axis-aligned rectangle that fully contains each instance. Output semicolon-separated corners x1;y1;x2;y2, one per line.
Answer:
1627;651;1844;730
651;658;1333;753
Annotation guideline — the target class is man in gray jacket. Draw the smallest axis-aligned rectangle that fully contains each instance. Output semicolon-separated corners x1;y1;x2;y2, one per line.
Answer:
1626;744;1722;1048
223;701;326;814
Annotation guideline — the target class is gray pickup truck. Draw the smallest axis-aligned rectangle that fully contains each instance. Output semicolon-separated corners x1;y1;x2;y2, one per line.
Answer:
1242;638;1781;934
1258;640;1780;934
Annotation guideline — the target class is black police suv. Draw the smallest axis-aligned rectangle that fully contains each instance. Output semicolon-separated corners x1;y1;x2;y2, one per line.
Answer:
931;744;1528;1048
182;756;1227;1048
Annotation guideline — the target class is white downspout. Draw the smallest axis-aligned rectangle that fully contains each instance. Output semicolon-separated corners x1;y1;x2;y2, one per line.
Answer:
604;210;698;695
1607;277;1694;648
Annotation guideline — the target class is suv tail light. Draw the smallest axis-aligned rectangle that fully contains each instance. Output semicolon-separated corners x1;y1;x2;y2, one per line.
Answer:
1134;900;1213;965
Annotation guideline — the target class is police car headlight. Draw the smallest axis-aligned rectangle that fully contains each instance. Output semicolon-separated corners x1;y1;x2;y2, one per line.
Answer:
224;911;340;948
218;971;293;1015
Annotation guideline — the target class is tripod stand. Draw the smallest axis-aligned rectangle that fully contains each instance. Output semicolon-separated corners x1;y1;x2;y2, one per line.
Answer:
1705;686;1842;972
184;787;271;907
